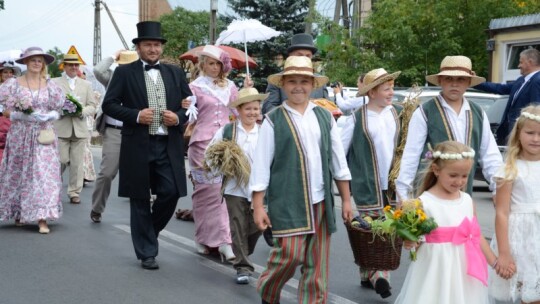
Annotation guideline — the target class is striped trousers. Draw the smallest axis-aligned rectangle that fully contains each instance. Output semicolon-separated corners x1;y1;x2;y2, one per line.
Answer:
257;202;331;304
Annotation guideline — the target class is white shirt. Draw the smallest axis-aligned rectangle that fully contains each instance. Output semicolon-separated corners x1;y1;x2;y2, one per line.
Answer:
207;123;259;201
335;94;369;112
249;102;351;204
341;105;397;189
141;60;160;83
396;95;503;200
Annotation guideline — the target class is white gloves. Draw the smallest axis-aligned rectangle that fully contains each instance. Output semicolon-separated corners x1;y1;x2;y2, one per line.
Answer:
10;112;36;121
185;95;198;123
31;111;60;122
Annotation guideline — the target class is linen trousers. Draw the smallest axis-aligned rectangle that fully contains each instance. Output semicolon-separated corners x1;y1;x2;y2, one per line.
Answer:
91;127;121;213
257;202;331;304
58;133;87;198
224;194;261;275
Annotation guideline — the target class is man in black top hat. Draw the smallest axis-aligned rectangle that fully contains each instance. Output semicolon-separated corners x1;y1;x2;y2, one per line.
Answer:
102;21;192;270
261;33;329;114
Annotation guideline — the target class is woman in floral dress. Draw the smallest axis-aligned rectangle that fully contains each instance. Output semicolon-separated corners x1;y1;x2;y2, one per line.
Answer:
0;47;64;234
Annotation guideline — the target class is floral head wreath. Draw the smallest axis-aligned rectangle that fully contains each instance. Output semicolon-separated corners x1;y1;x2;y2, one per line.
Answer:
521;111;540;123
424;143;475;160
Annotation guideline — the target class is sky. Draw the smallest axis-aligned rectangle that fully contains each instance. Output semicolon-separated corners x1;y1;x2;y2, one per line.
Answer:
0;0;334;67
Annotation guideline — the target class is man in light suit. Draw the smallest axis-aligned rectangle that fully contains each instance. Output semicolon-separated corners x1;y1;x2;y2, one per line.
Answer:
102;21;191;270
53;54;97;204
475;48;540;145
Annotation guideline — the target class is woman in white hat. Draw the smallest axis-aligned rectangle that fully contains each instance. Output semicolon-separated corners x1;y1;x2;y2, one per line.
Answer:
0;61;22;161
0;46;64;234
205;87;267;284
184;45;238;261
340;68;402;299
396;55;502;200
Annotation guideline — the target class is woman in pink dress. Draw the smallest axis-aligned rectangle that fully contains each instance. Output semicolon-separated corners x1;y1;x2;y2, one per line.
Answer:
0;47;64;234
186;45;238;261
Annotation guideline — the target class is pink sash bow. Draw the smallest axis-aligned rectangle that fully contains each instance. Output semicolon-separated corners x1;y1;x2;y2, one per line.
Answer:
425;216;487;286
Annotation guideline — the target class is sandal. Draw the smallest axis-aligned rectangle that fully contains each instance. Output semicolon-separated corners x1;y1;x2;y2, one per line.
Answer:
180;210;194;222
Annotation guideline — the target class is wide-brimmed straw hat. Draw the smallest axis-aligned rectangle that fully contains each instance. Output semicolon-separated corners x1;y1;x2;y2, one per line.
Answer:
267;56;328;89
0;61;21;76
229;87;269;108
63;53;84;65
16;46;55;65
116;50;139;65
198;45;232;74
359;68;401;96
426;55;485;87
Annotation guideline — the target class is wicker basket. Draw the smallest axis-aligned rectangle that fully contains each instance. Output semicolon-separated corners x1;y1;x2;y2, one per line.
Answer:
345;222;403;271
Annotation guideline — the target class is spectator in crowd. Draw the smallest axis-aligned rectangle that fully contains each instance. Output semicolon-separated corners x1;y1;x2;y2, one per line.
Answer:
0;47;64;234
90;50;138;223
474;48;540;145
0;61;21;160
53;53;97;204
332;73;369;115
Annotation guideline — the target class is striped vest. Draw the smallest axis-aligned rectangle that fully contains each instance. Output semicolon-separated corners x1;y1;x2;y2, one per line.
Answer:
144;72;167;135
265;106;336;236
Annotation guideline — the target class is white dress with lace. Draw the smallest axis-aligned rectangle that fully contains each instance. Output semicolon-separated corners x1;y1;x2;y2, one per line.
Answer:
489;160;540;303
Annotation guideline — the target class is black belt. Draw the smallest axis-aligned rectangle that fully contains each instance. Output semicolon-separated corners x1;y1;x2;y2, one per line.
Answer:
106;124;122;130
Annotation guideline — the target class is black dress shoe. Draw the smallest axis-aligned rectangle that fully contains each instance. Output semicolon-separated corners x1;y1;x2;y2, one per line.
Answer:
374;278;391;298
90;210;101;223
141;257;159;270
263;227;274;247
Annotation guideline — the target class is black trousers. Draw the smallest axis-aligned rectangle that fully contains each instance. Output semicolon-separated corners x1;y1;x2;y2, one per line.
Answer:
130;136;179;260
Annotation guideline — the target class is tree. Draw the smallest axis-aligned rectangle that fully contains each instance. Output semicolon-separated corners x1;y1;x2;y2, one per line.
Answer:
225;0;311;91
355;0;538;86
47;47;64;78
159;7;214;61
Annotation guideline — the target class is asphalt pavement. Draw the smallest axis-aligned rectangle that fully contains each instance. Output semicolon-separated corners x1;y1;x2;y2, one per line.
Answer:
0;146;514;304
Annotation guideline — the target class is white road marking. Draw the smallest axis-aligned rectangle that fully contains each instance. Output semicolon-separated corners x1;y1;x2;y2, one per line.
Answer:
114;224;358;304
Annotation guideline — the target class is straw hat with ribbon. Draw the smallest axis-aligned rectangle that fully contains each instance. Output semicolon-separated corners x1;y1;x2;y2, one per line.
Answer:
359;68;401;96
425;55;485;87
63;53;84;65
116;50;139;65
229;87;269;108
267;56;328;89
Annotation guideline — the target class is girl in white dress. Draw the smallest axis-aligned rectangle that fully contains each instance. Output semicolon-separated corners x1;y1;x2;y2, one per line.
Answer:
395;141;498;304
490;105;540;304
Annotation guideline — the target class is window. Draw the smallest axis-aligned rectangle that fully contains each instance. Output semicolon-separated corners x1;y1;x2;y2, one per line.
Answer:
507;43;540;69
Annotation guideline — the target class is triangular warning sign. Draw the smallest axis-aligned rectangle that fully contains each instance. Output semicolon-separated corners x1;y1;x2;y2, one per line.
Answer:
59;45;87;70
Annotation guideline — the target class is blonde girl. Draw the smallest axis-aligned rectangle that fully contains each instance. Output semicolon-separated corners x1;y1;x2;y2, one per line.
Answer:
489;105;540;304
395;141;497;304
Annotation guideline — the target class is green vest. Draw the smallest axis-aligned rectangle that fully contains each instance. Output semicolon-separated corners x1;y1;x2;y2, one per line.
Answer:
348;105;402;210
222;122;237;141
420;97;483;194
265;106;336;236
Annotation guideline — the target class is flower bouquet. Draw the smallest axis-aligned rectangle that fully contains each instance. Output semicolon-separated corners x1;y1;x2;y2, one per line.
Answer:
4;94;33;114
62;94;83;116
361;199;438;261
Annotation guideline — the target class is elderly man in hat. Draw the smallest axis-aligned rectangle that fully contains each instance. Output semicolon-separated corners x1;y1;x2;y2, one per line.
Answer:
474;48;540;145
53;53;97;204
261;33;329;115
396;55;502;200
89;50;139;223
250;56;353;304
102;21;191;270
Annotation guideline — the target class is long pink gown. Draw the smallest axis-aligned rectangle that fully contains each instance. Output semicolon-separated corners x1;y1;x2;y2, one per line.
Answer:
188;76;238;248
0;78;64;223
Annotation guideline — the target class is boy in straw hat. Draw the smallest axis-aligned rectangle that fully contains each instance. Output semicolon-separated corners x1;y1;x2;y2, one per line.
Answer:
250;56;353;304
340;68;402;298
205;87;267;285
396;55;502;200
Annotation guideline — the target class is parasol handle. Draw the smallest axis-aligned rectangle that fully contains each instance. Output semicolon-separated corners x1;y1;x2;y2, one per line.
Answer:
243;31;250;77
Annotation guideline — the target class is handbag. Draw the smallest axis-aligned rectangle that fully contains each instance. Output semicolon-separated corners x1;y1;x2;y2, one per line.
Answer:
37;129;55;145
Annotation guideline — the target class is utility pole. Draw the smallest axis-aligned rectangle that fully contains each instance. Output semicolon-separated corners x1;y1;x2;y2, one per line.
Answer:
209;0;218;44
333;0;341;24
341;0;350;36
102;1;129;50
304;0;316;34
93;0;102;65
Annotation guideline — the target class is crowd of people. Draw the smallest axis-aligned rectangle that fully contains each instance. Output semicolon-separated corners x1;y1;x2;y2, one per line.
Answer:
1;19;540;304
